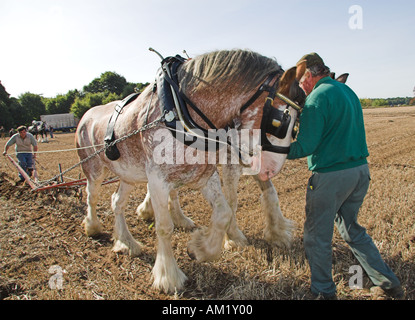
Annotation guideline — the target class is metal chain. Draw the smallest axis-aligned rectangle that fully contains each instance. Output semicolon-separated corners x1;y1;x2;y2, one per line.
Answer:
32;114;166;191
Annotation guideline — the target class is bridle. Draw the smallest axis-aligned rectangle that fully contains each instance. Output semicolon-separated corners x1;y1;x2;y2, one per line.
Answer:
153;50;304;156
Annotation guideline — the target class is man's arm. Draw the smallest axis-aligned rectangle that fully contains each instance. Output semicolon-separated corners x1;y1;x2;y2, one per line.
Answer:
33;145;38;158
3;135;16;155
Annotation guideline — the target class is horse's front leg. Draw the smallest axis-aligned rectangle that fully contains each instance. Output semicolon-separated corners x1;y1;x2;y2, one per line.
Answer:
112;180;142;257
147;170;187;293
254;177;294;248
222;164;248;249
188;171;233;261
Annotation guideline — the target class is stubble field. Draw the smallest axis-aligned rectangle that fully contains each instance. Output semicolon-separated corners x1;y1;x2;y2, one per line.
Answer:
0;106;414;300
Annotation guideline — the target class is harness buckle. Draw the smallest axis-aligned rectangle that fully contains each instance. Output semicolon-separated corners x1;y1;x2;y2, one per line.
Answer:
265;97;274;106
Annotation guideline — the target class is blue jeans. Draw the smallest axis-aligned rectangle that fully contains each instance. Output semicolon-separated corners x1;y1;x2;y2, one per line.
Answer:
304;164;400;297
16;153;34;180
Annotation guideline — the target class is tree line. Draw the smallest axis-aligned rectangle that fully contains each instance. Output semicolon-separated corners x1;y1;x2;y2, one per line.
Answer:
1;73;414;131
360;97;415;108
0;72;149;131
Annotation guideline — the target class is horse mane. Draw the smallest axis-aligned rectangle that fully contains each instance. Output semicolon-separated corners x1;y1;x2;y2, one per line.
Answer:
178;49;282;94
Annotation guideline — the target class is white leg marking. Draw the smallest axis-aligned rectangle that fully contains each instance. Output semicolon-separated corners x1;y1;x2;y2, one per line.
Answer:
256;178;294;248
222;165;248;250
188;171;233;261
83;178;104;237
112;181;142;257
136;184;154;220
147;169;187;293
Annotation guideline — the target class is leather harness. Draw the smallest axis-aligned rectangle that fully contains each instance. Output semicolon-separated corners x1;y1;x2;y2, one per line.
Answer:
104;54;302;161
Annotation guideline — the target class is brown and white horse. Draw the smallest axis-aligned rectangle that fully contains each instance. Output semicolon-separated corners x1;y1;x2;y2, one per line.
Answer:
75;49;302;293
136;72;349;251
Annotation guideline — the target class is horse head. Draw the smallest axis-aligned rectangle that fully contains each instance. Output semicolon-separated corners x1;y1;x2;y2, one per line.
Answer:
176;50;303;181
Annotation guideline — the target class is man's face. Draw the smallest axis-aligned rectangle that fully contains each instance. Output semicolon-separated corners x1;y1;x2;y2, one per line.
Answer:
19;129;27;139
299;71;314;96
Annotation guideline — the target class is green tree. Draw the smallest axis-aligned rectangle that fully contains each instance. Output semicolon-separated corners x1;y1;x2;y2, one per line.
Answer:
83;71;127;96
70;92;106;119
45;90;79;114
0;81;14;129
0;100;14;129
18;92;46;125
8;98;25;127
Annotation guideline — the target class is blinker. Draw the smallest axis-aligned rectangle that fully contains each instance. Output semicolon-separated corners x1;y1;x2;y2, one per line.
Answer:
265;107;292;139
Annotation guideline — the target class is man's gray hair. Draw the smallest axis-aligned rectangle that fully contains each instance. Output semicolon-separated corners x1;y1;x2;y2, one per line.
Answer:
308;64;331;77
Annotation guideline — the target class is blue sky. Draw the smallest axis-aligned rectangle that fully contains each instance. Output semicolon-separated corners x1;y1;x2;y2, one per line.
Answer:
1;0;414;99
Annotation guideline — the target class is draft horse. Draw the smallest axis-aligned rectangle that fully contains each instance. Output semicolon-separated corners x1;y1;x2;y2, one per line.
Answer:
29;120;48;142
136;72;349;250
75;49;302;293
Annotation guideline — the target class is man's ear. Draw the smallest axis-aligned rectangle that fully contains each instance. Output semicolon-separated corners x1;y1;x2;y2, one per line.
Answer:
336;73;349;83
296;60;307;81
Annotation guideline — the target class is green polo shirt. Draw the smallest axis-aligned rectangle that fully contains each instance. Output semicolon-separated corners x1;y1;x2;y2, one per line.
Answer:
287;76;369;173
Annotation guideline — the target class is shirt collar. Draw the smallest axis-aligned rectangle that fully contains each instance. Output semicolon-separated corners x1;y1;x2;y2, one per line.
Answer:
313;76;332;91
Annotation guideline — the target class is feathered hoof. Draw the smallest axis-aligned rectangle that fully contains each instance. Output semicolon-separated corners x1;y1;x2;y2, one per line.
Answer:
136;203;154;221
187;227;222;262
82;217;103;237
151;262;188;294
224;230;248;250
112;239;142;257
264;218;295;249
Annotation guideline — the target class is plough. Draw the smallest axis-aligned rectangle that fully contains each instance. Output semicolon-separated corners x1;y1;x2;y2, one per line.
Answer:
5;154;119;191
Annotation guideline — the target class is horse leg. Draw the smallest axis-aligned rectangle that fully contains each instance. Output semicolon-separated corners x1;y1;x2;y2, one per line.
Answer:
147;169;187;293
137;185;195;230
187;171;233;262
222;165;248;250
254;176;294;248
168;189;196;230
82;174;105;237
136;184;154;220
112;180;142;257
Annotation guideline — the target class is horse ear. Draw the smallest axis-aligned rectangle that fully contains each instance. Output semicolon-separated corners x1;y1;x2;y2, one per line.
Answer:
296;60;307;81
278;67;297;95
330;72;336;79
336;73;349;83
281;67;297;82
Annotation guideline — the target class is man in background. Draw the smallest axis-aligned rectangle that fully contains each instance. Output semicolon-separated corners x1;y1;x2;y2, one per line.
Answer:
3;125;38;183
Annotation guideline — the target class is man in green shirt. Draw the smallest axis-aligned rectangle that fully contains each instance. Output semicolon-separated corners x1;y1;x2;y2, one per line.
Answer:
287;53;403;299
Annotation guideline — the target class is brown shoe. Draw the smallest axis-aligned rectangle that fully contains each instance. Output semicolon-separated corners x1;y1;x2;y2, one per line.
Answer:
370;285;405;300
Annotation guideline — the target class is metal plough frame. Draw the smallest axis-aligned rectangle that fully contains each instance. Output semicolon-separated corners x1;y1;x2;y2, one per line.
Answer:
5;154;119;192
